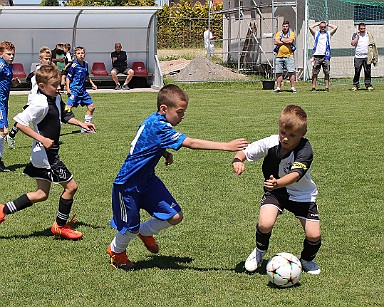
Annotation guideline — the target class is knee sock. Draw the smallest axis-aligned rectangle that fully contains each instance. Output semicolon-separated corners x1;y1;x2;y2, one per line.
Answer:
0;136;4;158
56;197;73;226
139;218;172;237
3;194;33;215
84;115;92;123
8;124;19;138
301;237;322;261
256;224;272;252
111;231;138;253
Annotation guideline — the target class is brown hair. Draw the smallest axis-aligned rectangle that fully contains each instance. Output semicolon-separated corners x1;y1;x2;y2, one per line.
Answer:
35;64;60;85
0;41;15;53
279;105;307;134
157;84;189;111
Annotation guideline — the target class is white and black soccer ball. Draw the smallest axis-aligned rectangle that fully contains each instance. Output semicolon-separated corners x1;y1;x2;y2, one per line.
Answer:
266;252;302;288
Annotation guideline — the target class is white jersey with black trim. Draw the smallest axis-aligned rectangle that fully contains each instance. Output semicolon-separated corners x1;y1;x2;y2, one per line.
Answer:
244;134;318;202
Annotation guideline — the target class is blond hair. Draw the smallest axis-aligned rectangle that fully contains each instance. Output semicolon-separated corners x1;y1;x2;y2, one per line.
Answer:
35;64;60;85
39;46;52;59
279;105;308;134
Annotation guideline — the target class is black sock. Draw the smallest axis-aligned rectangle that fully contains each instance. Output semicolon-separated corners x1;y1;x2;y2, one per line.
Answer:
56;197;73;226
301;238;322;261
3;194;33;214
8;123;19;138
256;224;272;251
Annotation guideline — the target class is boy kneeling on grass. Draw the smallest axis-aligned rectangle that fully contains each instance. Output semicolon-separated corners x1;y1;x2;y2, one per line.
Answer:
0;64;95;239
107;84;249;269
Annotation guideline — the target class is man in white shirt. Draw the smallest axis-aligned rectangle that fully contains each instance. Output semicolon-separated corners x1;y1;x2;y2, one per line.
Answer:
309;21;338;92
351;23;377;91
204;26;215;57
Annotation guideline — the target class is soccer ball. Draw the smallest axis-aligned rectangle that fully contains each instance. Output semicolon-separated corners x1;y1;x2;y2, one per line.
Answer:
266;252;302;288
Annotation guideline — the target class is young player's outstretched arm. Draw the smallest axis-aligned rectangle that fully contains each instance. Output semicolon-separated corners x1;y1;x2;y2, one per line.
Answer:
67;117;96;132
182;137;248;152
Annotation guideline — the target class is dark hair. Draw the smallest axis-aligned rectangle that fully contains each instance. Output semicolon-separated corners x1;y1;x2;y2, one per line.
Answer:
157;84;189;111
358;22;366;27
283;20;290;25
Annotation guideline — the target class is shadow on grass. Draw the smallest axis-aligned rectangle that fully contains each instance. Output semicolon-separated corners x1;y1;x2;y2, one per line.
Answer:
126;255;269;274
0;221;104;240
234;259;268;275
60;130;82;136
4;163;28;172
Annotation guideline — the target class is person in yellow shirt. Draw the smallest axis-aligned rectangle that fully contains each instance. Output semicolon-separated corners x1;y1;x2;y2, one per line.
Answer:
273;21;296;93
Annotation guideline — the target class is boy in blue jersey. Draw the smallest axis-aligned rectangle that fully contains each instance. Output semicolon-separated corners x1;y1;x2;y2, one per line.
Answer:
107;84;249;269
232;105;322;275
65;46;97;134
0;41;20;172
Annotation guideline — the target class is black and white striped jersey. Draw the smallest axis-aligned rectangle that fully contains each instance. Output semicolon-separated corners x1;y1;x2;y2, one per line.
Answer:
244;134;318;202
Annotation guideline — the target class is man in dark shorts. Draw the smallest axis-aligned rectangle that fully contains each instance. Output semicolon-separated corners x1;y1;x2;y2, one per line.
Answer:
111;43;134;90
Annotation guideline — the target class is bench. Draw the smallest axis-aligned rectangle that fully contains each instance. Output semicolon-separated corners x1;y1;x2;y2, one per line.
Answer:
89;61;153;88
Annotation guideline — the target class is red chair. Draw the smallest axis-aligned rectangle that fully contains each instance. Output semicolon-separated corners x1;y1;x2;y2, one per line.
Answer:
91;62;108;76
12;63;27;78
132;61;148;77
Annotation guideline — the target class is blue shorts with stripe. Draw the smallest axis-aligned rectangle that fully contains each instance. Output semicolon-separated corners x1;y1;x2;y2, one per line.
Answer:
110;176;181;234
67;91;93;108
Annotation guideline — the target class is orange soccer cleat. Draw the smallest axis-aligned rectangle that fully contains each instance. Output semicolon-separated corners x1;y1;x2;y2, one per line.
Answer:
107;245;134;270
0;204;5;224
138;234;159;254
51;214;83;240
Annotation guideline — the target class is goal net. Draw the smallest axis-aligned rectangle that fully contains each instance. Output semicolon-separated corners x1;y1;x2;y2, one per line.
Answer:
306;0;384;79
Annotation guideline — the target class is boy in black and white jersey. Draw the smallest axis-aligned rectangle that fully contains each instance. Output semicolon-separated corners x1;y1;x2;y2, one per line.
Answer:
232;105;322;275
0;64;95;239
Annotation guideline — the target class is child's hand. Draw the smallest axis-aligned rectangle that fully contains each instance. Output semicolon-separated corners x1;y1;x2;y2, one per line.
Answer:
163;151;173;166
92;84;97;90
81;122;96;133
41;138;54;149
226;138;248;151
12;78;21;87
264;175;278;191
232;160;245;176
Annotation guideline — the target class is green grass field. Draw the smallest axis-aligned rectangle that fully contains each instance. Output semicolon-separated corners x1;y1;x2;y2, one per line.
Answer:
1;81;383;306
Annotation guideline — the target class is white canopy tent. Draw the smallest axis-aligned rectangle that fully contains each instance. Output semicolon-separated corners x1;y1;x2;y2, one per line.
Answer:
0;6;163;88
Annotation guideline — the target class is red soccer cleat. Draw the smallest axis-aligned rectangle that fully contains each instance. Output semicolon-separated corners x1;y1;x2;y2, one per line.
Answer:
107;245;134;270
0;204;5;225
138;234;159;254
51;214;83;240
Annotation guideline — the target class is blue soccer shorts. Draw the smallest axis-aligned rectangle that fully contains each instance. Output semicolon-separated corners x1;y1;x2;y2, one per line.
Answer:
67;91;93;108
110;177;181;234
0;104;8;129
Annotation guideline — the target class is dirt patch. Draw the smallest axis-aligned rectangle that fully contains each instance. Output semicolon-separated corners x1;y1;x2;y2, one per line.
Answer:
162;56;248;82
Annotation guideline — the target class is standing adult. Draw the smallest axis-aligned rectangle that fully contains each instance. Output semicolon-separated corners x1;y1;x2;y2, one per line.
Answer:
351;22;378;91
309;21;338;92
204;26;215;57
51;43;65;72
110;43;134;90
273;21;297;93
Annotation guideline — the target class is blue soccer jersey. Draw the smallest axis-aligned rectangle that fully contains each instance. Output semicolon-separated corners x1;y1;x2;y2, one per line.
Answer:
114;112;187;190
66;59;89;94
0;58;13;128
